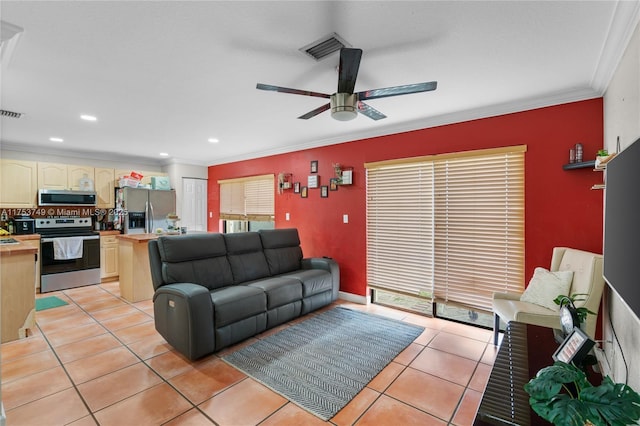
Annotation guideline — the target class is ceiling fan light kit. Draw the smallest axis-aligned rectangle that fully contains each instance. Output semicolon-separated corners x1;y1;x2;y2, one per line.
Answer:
257;47;437;122
330;93;357;121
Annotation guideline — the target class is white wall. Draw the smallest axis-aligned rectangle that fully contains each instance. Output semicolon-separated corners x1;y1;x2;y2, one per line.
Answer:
164;162;208;219
602;17;640;391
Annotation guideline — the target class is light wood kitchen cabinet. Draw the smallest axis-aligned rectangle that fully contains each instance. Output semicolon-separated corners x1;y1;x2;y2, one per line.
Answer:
1;243;37;343
67;165;94;190
37;162;68;190
95;168;115;208
117;234;155;302
14;236;41;291
100;234;119;280
0;159;38;208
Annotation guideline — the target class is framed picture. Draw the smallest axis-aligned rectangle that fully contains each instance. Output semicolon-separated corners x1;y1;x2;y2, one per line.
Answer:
301;186;308;198
310;160;318;173
308;175;319;188
321;185;329;198
329;178;339;191
293;182;300;193
552;327;595;365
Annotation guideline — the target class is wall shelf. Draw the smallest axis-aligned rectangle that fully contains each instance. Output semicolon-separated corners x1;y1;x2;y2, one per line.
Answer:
562;160;596;170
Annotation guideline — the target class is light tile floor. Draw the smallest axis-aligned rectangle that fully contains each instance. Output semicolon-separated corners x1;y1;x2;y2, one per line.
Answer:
1;282;497;425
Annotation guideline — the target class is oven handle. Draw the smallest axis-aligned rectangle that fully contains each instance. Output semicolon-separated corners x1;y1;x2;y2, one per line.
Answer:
41;235;100;243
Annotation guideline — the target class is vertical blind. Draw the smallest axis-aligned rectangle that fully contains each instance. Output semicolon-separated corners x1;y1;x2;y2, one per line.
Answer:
365;146;526;312
218;174;274;221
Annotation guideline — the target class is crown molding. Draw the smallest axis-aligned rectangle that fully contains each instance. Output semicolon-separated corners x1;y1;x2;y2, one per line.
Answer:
591;0;640;94
207;87;601;166
1;87;603;168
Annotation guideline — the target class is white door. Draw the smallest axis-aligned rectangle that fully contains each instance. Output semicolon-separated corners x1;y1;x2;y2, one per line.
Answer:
182;178;207;232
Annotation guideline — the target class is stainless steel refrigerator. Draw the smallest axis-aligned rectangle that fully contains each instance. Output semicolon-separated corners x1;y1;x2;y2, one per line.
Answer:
116;187;176;234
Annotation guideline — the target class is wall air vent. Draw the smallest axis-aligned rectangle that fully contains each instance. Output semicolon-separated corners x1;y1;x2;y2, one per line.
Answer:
299;33;351;61
0;109;23;119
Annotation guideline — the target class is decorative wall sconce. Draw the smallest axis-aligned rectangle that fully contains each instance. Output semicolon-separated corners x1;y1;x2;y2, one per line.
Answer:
278;172;293;194
332;163;353;185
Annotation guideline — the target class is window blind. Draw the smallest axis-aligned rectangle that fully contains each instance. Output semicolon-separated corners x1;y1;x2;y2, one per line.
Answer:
433;150;525;311
365;146;525;312
366;162;435;297
218;174;274;221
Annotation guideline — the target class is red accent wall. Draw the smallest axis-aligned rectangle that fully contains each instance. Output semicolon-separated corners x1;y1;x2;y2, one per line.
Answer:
208;99;604;297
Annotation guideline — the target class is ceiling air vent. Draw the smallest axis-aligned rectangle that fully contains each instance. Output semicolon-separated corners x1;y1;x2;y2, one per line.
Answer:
299;33;351;61
0;109;23;119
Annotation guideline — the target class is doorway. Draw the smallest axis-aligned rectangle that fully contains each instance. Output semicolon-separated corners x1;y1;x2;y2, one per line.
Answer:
181;178;207;232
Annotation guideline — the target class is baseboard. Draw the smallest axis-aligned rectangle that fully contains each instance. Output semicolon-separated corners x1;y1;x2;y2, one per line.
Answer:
1;401;6;426
338;291;368;305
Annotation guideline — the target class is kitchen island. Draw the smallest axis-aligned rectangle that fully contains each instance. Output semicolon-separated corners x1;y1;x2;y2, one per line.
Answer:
1;237;38;343
117;233;159;302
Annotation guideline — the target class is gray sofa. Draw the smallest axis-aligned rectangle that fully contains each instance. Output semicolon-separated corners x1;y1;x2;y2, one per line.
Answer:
148;228;340;360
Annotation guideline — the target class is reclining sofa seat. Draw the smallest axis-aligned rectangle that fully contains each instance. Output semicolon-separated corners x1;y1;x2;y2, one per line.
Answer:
148;228;339;360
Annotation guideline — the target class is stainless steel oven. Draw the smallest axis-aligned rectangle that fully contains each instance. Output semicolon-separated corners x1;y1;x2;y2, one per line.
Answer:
36;217;101;293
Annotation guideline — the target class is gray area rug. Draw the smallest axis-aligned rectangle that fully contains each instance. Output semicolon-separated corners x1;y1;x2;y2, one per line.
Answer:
222;306;424;420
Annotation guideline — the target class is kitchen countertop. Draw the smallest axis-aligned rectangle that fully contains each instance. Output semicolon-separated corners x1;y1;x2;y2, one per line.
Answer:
117;233;161;243
13;234;41;242
0;237;38;256
99;230;121;236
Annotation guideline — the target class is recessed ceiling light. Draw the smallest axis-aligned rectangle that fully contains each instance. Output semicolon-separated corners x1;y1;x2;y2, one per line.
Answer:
80;114;97;121
159;152;169;157
208;138;219;143
49;137;64;142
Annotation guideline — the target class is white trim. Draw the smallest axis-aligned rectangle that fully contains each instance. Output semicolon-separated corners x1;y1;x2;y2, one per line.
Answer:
591;0;640;94
338;291;368;305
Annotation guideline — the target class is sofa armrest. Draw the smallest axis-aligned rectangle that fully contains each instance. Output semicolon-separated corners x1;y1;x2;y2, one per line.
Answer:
153;283;214;360
302;257;340;300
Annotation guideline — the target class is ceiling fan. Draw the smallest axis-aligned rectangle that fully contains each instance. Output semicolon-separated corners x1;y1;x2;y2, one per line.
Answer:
256;48;437;121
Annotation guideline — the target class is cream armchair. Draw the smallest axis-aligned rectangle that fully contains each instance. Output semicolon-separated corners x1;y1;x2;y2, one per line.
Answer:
492;247;605;345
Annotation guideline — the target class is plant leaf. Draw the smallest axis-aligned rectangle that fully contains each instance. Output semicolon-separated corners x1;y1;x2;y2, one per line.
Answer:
546;396;591;426
525;362;587;400
579;377;640;425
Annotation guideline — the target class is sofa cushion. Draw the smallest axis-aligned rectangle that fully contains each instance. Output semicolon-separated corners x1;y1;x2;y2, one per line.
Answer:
224;232;271;283
247;276;302;309
158;234;227;262
259;229;303;275
210;285;266;327
281;269;333;297
158;234;233;290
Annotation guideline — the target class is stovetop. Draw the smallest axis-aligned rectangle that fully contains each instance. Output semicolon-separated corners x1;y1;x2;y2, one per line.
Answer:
35;217;97;237
35;217;93;229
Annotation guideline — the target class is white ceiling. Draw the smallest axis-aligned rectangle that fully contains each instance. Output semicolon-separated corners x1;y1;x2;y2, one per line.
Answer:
1;1;639;167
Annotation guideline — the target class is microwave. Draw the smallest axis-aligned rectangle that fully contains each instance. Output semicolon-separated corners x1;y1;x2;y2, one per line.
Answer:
38;189;97;206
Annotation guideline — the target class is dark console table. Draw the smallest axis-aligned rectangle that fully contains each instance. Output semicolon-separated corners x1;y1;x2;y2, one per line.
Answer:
474;322;584;426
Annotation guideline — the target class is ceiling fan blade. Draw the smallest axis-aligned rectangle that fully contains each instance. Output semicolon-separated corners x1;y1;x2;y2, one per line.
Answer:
357;101;387;121
357;81;437;101
256;83;330;99
337;48;362;94
298;103;331;120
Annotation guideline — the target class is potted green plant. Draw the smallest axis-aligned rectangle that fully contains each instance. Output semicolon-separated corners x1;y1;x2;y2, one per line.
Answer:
525;361;640;426
554;293;596;328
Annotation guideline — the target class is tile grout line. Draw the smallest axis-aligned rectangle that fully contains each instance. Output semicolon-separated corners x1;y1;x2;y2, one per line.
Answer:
94;284;222;425
34;286;206;425
77;286;217;425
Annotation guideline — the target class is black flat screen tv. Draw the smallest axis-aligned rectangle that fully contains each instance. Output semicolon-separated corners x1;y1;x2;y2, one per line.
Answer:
603;136;640;320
